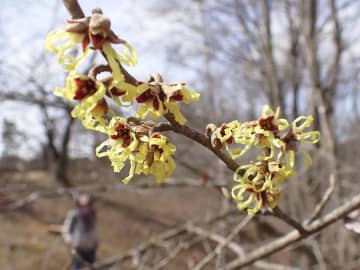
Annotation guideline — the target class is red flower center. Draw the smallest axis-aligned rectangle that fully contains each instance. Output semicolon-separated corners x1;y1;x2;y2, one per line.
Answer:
170;92;183;101
107;87;126;97
136;89;153;103
136;88;166;111
73;78;97;100
90;33;106;50
259;116;278;132
110;123;132;147
82;35;90;51
220;124;233;144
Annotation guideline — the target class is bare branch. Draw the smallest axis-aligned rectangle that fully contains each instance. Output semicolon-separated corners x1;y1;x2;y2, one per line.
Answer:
192;215;253;270
81;209;238;269
62;0;85;19
165;113;240;172
326;0;343;92
271;207;307;234
306;173;336;224
261;0;283;109
223;192;360;269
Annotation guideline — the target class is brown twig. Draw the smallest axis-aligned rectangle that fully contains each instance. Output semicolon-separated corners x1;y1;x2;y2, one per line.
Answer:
78;209;238;269
193;215;253;270
63;0;85;19
152;237;203;270
271;207;307;234
88;65;111;81
305;173;336;225
164;113;240;172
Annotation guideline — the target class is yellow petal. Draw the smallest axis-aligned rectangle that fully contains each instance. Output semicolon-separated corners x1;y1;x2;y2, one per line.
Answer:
113;42;138;67
299;131;320;144
102;42;125;83
181;87;200;103
293;115;314;131
45;29;89;72
261;105;275;118
167;102;187;125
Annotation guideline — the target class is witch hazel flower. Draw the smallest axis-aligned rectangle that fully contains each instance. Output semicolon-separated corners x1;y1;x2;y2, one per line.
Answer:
45;8;137;78
96;118;176;183
279;115;320;168
231;156;294;214
144;133;176;183
212;106;288;160
209;105;320;214
55;74;107;131
135;74;200;125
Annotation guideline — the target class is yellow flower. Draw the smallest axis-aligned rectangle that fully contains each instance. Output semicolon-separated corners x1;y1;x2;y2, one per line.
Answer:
45;29;90;72
222;106;319;214
250;106;288;159
135;77;199;125
45;8;137;80
231;160;294;214
214;106;288;160
96;131;142;184
55;74;107;131
214;121;245;158
259;105;289;132
103;76;139;106
102;42;137;94
280;115;320;168
144;133;176;183
105;117;134;145
292;115;320;144
96;121;176;183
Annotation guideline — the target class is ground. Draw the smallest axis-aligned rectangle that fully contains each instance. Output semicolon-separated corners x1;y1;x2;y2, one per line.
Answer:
0;170;223;270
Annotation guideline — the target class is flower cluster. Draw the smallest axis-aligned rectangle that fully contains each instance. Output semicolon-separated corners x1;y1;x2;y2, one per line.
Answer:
45;9;199;183
212;106;320;214
46;9;319;211
96;117;176;183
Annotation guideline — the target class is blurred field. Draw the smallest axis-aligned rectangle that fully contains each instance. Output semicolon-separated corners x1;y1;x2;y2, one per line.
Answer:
0;170;223;270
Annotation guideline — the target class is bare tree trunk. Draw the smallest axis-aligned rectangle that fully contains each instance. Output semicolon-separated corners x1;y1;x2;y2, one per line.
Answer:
54;115;74;187
261;0;284;111
285;0;301;119
41;104;74;186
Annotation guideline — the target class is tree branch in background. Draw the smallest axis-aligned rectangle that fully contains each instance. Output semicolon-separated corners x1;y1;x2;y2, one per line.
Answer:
223;192;360;269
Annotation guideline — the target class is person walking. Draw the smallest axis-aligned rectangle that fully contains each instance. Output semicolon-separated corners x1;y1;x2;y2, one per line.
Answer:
63;194;98;269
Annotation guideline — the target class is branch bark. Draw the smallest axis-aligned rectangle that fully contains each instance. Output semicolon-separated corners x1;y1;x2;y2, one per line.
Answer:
63;0;85;19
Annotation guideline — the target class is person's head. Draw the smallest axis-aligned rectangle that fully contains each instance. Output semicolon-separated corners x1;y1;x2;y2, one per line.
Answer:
75;194;95;208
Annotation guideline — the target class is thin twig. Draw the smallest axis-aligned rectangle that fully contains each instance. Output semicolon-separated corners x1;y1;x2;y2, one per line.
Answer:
306;173;336;224
77;209;238;269
152;237;203;270
164;113;240;172
193;215;253;270
272;207;307;234
222;192;360;269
